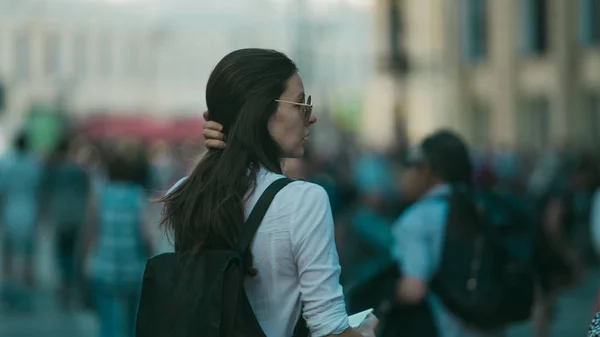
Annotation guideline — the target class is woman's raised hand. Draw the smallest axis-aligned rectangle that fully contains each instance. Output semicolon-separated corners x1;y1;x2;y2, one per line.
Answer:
202;111;227;149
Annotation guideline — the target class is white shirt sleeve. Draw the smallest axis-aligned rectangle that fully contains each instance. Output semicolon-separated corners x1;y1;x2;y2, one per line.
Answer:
289;182;349;337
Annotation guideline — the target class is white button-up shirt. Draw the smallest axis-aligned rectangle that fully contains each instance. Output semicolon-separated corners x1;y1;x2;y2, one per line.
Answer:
168;167;349;337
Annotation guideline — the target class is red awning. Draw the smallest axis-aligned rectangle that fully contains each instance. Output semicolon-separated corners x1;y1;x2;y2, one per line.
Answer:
78;115;205;142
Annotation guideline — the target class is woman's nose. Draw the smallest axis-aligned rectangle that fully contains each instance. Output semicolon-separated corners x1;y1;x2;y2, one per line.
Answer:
308;115;317;125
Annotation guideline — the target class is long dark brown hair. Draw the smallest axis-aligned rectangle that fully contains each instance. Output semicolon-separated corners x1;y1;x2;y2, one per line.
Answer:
160;49;298;272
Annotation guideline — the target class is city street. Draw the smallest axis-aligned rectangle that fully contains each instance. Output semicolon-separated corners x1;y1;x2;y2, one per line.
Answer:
0;205;171;337
0;220;598;337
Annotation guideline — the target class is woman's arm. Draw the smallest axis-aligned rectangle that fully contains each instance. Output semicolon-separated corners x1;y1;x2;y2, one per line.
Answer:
325;315;378;337
289;183;377;337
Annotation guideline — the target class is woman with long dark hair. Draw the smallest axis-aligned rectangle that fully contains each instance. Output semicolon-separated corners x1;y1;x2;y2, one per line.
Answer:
159;49;377;337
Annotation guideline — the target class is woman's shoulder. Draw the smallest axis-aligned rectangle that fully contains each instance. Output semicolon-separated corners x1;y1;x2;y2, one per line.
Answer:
271;176;329;205
254;171;331;215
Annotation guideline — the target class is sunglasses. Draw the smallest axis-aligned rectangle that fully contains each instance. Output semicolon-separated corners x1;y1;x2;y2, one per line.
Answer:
275;95;313;123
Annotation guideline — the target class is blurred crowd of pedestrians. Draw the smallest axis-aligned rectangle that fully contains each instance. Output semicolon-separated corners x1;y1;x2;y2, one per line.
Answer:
0;130;194;336
1;123;600;337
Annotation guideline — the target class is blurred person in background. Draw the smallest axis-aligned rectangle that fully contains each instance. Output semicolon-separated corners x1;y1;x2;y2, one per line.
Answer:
117;139;151;192
532;158;583;337
591;171;600;260
492;144;520;190
42;136;91;310
391;130;505;337
81;145;154;337
75;141;106;194
0;133;44;312
303;148;345;217
148;140;175;195
569;155;599;266
591;177;600;317
528;150;562;201
342;153;394;286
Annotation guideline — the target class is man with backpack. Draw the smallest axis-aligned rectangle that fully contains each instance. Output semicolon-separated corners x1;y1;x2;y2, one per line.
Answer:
389;130;534;337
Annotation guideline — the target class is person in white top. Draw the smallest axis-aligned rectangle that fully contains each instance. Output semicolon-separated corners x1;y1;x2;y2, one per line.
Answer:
161;49;377;337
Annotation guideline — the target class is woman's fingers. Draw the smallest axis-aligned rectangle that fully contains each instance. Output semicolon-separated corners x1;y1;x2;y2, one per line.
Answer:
202;119;226;149
204;139;227;149
203;128;224;140
204;120;223;132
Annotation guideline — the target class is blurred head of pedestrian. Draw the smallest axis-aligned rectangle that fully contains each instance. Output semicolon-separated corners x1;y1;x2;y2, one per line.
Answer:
354;153;392;210
13;132;28;153
106;150;137;184
149;140;171;163
402;129;472;202
49;134;76;163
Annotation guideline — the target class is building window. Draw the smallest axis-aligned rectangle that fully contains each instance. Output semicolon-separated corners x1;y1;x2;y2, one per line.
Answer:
518;97;550;150
44;34;61;79
13;32;30;82
468;101;491;149
519;0;549;55
579;0;600;45
460;0;487;62
73;34;87;79
584;93;600;145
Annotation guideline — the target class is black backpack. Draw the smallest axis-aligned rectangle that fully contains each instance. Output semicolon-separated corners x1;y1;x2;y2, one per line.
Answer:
430;186;535;329
136;178;309;337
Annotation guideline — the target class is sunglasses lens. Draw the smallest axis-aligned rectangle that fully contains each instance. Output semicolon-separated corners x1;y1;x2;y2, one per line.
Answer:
305;96;312;122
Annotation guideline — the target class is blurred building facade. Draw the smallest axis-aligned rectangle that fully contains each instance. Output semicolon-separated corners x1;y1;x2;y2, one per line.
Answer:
0;0;162;151
0;0;374;153
375;0;600;151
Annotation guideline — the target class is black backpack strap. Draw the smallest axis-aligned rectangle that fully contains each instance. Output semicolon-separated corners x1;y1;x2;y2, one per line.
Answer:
224;177;291;337
236;177;292;253
234;177;312;337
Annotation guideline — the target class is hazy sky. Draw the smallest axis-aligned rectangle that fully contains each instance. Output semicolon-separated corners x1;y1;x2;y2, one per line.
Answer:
81;0;372;9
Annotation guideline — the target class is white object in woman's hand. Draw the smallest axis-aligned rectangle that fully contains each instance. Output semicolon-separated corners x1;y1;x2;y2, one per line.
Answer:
356;313;378;337
348;309;374;328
